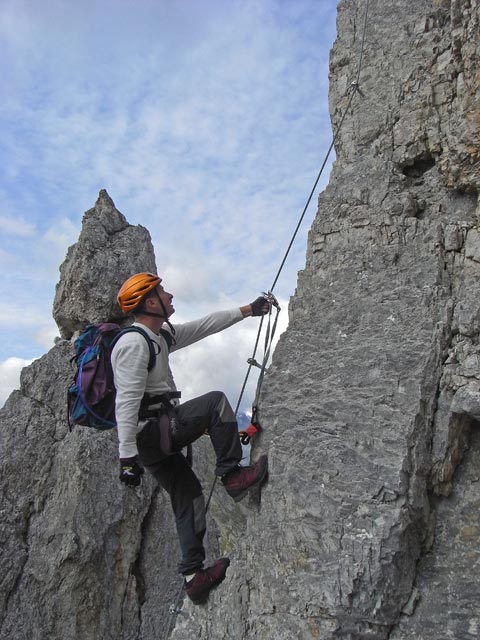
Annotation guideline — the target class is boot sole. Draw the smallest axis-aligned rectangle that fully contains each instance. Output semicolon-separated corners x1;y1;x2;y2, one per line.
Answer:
186;559;230;604
230;455;268;502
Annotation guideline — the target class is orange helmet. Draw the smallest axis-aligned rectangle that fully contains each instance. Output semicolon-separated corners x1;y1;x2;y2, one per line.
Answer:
117;272;161;313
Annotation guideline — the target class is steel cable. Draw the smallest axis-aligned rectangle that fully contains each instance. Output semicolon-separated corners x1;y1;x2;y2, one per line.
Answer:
163;2;370;636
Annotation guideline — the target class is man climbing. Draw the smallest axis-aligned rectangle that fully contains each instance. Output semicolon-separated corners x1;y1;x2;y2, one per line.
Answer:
111;272;269;604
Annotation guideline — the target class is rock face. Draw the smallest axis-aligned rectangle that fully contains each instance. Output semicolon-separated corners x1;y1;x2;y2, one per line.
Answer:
1;2;479;640
0;192;224;640
171;0;480;639
53;190;156;339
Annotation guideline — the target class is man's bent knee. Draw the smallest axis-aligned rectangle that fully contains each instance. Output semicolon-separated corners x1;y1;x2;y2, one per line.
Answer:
209;390;236;424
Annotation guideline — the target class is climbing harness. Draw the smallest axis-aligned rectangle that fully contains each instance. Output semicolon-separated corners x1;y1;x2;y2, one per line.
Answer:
163;1;370;635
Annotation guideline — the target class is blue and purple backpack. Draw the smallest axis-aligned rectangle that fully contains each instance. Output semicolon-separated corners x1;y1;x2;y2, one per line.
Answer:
67;323;157;430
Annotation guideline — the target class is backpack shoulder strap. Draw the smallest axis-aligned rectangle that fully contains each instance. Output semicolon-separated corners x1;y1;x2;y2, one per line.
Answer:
114;326;157;372
159;328;174;350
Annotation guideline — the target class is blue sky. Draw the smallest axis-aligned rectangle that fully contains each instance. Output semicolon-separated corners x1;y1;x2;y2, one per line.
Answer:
0;0;339;410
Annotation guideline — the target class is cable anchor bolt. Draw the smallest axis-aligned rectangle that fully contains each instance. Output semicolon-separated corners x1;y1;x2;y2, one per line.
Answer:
247;358;262;369
349;80;365;97
169;603;184;616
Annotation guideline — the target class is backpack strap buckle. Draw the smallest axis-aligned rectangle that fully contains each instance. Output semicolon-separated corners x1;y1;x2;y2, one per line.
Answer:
138;391;181;419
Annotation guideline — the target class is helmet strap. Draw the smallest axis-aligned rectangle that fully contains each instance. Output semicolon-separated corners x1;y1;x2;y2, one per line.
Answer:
136;291;176;336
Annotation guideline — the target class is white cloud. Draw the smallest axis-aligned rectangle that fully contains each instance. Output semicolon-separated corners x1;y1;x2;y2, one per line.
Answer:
167;292;289;409
0;306;42;327
0;215;35;237
34;324;60;351
0;0;338;388
0;216;79;330
0;356;34;408
41;217;79;262
0;302;58;342
0;248;16;267
170;305;289;414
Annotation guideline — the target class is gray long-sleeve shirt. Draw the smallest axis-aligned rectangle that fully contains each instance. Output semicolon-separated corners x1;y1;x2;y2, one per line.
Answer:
111;308;244;458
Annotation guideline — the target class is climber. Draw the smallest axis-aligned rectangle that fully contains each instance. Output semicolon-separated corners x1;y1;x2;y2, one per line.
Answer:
111;272;269;604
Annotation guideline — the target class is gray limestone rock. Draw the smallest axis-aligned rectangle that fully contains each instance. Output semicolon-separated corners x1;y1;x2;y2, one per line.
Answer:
0;192;220;640
2;0;480;639
52;190;156;339
0;341;161;640
171;0;480;638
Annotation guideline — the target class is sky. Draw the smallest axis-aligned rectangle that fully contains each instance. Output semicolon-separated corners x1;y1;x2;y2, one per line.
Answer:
0;0;339;414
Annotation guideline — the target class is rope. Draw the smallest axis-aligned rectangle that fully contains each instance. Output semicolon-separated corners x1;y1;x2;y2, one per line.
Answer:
237;0;370;411
163;2;370;636
355;0;370;86
271;0;369;294
164;588;185;638
234;314;266;416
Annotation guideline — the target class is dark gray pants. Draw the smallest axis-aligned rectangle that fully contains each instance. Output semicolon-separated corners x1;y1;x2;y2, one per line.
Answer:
137;391;242;575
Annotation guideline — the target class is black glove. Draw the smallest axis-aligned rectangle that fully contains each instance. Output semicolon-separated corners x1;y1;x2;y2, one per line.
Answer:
250;295;269;316
119;457;144;487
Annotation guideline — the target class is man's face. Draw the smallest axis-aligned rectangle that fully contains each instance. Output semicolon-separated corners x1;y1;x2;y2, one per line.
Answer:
155;283;175;318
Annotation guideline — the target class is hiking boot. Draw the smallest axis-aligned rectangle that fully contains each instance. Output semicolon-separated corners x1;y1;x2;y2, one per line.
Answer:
185;557;230;605
222;454;268;502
